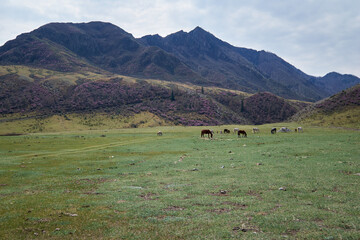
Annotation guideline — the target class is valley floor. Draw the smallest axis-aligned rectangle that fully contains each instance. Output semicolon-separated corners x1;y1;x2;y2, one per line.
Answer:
0;125;359;239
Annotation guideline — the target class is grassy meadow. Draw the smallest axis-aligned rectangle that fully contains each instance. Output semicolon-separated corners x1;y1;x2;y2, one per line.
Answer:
0;124;359;239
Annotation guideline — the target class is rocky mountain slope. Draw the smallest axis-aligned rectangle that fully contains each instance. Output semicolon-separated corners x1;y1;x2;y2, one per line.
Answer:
139;27;359;101
1;22;358;102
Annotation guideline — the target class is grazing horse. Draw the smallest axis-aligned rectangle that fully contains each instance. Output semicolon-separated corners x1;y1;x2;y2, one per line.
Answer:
201;129;213;138
157;131;163;136
233;128;239;134
271;128;277;134
224;129;230;134
238;130;247;138
297;127;303;133
252;127;260;133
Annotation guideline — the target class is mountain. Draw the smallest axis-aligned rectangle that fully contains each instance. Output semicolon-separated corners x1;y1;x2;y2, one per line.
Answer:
139;27;296;99
310;72;360;96
291;84;360;128
0;22;206;84
139;27;359;101
1;22;359;102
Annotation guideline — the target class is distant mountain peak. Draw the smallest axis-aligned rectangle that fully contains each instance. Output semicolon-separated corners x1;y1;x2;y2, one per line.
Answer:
189;26;216;39
190;26;206;32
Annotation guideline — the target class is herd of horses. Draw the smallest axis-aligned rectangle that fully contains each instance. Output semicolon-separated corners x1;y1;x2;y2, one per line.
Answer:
199;127;303;139
157;127;303;138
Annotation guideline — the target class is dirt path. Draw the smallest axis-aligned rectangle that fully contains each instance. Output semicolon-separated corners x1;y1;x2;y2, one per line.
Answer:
10;136;175;160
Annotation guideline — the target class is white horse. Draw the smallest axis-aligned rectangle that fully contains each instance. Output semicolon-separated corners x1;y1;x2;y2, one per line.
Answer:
252;127;260;133
233;128;239;134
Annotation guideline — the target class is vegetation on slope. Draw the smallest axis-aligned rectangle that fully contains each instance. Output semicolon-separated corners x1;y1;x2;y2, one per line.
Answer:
292;84;360;129
0;65;308;132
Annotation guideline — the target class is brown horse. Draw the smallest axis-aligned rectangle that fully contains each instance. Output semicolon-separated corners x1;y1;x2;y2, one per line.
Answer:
224;129;230;134
238;130;247;138
201;129;213;138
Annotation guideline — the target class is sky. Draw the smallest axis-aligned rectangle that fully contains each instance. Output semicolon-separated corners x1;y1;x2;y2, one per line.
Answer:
1;0;359;77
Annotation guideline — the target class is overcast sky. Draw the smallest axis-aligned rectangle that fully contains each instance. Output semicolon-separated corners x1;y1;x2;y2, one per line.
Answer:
1;0;359;77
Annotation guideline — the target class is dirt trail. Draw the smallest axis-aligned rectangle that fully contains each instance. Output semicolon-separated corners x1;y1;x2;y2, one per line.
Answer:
9;136;175;159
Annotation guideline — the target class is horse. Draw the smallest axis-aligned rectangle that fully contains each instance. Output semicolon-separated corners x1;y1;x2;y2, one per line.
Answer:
238;130;247;138
252;127;260;133
271;128;277;134
201;129;213;138
297;127;303;133
157;131;163;136
233;128;239;134
224;129;230;134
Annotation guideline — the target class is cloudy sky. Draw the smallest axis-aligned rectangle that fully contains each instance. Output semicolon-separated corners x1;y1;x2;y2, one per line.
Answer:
1;0;359;77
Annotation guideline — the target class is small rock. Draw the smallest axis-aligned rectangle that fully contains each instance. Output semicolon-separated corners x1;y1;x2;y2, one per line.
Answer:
55;228;60;231
243;144;246;147
256;163;263;166
279;187;286;191
220;190;227;194
64;213;78;217
191;168;199;171
221;166;225;168
34;232;38;236
354;173;360;176
228;151;232;153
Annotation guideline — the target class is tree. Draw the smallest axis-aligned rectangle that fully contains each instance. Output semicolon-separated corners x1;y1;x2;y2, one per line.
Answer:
240;99;244;112
171;89;175;101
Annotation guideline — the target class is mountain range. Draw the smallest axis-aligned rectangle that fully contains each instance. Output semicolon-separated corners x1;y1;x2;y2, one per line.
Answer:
0;21;359;129
1;21;359;102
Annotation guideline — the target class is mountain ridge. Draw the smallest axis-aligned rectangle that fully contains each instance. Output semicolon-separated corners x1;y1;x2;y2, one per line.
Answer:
139;26;359;101
0;21;359;103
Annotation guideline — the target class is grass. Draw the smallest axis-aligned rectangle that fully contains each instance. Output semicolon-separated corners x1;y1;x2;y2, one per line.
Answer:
0;112;168;134
299;106;360;129
0;65;138;85
0;125;359;239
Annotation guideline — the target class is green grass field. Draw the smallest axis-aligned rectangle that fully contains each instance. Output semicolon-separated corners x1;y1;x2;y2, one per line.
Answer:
0;125;359;239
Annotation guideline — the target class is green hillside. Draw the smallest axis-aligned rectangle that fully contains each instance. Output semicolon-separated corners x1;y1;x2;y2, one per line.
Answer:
292;84;360;129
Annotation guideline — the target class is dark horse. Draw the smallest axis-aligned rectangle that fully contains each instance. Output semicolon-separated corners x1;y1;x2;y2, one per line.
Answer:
201;129;213;138
238;130;247;137
224;129;230;134
271;128;277;134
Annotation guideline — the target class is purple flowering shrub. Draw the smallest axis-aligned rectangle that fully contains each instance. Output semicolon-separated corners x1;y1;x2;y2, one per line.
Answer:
243;92;297;124
316;85;360;111
0;73;310;125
